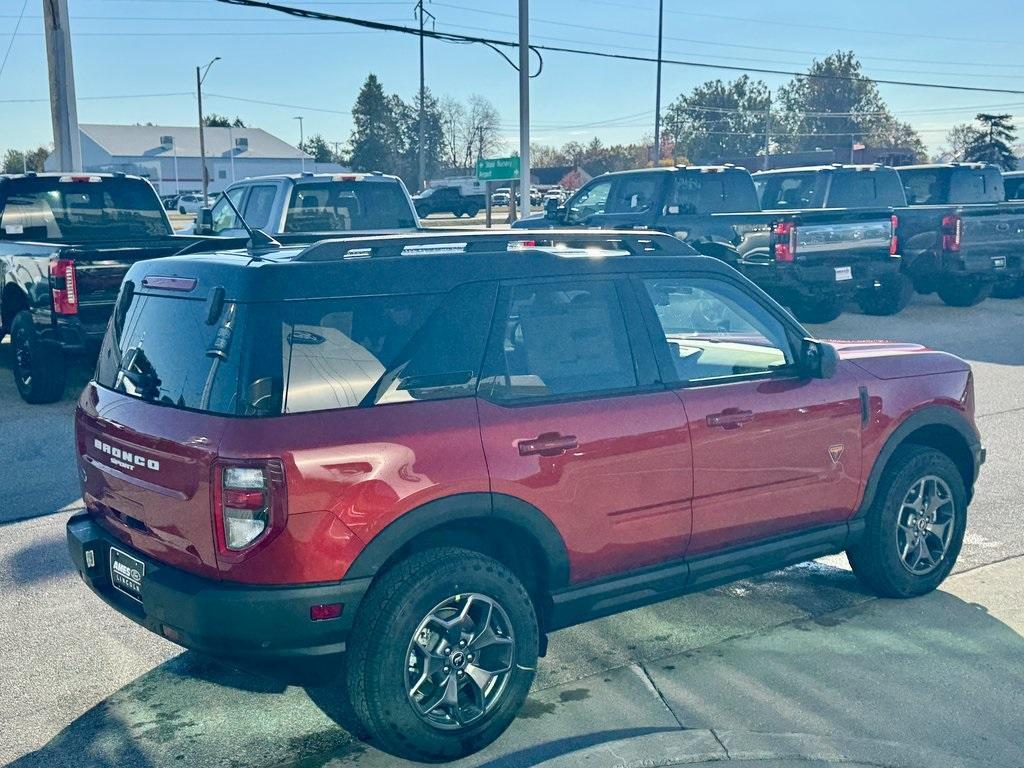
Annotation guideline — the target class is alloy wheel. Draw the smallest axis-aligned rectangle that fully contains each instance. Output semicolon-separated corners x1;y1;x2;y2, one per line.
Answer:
405;593;516;730
896;475;956;575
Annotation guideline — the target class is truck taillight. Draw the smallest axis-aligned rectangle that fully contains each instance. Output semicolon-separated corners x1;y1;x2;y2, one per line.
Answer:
773;221;796;262
213;459;287;556
941;214;962;252
49;258;78;315
890;214;899;256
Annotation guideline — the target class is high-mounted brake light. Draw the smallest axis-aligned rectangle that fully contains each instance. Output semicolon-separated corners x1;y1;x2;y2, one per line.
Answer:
773;221;796;262
58;175;101;183
49;258;78;315
890;214;899;256
212;460;287;556
941;214;962;252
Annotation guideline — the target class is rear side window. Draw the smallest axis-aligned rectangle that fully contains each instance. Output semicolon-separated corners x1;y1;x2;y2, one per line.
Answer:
1005;175;1024;200
900;169;948;205
949;169;1003;203
283;180;416;232
669;172;758;214
757;173;819;209
480;280;637;401
96;283;496;416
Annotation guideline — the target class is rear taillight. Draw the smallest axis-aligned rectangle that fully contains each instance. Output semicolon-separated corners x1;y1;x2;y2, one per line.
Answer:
773;221;796;262
213;460;286;555
49;258;78;315
941;214;962;252
890;214;899;256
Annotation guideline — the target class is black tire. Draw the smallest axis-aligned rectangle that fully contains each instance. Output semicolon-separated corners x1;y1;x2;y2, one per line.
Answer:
789;294;846;324
990;277;1024;299
857;274;913;316
847;445;967;599
345;547;539;762
936;280;992;307
11;310;66;404
464;207;480;218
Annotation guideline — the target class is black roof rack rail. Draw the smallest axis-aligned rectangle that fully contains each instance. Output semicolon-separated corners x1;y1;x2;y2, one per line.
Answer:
293;229;691;262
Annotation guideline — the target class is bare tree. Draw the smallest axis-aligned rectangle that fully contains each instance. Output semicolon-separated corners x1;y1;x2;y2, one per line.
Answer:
460;94;501;169
438;96;467;172
935;123;981;162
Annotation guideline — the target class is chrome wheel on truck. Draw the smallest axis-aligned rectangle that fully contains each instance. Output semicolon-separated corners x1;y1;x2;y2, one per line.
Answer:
406;593;516;729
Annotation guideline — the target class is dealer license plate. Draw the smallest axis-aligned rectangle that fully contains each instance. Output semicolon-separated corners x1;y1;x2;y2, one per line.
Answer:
835;266;853;281
110;547;145;602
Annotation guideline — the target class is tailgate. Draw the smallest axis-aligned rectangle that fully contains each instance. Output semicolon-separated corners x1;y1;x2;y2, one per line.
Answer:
958;206;1023;273
76;383;227;580
790;215;893;267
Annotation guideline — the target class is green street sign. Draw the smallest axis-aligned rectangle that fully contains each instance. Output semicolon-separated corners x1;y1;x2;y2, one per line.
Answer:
476;156;520;181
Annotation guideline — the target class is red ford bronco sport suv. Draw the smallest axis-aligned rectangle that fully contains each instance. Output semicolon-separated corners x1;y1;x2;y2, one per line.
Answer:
67;231;984;762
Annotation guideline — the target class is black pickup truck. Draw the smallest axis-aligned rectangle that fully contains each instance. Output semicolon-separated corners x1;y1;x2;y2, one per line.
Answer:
0;173;215;403
894;163;1023;304
516;165;901;323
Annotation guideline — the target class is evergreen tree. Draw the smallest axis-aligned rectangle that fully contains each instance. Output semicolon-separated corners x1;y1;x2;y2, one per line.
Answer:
300;134;338;164
349;74;401;173
964;113;1017;170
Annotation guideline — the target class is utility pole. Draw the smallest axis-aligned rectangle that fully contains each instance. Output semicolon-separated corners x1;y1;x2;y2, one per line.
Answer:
43;0;82;172
415;0;434;191
763;90;772;171
518;0;530;219
651;0;664;165
294;115;305;172
196;56;220;199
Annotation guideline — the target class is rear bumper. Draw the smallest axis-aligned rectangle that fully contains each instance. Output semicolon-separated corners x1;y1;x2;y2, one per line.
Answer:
67;513;371;660
740;255;901;302
30;308;108;355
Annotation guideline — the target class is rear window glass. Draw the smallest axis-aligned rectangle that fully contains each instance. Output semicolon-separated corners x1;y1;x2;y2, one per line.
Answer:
0;177;171;242
95;283;494;416
283;181;416;232
900;169;949;205
1005;175;1024;201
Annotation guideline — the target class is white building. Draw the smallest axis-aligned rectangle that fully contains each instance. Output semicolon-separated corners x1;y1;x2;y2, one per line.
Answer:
45;123;346;195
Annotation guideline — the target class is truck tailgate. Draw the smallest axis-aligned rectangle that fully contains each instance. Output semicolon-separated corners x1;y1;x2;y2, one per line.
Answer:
958;205;1024;273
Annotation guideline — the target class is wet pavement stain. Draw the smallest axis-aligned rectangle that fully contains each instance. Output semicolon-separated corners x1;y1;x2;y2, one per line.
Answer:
557;689;590;703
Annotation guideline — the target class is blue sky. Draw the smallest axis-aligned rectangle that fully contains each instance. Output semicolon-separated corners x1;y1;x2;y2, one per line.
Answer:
2;0;1024;157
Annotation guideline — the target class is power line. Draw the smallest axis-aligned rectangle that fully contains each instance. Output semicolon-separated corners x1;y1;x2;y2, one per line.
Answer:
210;0;1024;96
0;0;27;82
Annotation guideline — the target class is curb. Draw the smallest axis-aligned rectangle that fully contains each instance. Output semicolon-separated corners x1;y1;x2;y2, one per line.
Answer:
529;729;1005;768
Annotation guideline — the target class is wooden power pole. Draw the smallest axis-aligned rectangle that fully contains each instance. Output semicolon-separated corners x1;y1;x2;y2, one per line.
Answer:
43;0;82;171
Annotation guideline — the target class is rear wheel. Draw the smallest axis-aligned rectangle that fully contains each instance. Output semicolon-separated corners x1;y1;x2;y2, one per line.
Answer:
463;206;480;218
847;445;967;598
789;294;846;324
345;547;538;762
11;310;66;404
857;273;913;316
936;280;991;307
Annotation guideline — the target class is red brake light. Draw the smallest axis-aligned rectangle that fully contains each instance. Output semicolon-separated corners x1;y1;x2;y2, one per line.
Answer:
212;460;287;557
49;258;78;315
773;221;796;262
890;214;899;256
941;214;962;252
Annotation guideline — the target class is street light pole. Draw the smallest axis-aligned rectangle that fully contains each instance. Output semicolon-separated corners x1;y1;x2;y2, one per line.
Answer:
294;116;305;172
196;56;220;199
517;0;530;219
43;0;82;171
652;0;664;164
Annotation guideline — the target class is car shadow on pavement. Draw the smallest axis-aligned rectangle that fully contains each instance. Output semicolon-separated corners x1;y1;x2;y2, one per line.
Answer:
10;567;1024;768
6;534;75;585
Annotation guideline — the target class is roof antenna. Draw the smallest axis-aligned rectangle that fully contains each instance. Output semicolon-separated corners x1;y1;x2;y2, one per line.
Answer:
219;191;281;254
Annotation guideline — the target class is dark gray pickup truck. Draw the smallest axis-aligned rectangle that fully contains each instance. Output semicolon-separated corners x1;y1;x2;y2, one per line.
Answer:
0;173;212;403
516;165;902;323
895;163;1023;303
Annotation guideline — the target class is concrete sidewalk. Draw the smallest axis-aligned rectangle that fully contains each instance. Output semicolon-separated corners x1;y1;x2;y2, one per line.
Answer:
9;554;1023;768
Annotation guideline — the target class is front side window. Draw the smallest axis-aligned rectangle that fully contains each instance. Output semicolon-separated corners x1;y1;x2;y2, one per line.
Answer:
481;280;637;401
565;180;612;223
210;187;246;233
642;277;792;384
607;174;660;214
242;185;277;229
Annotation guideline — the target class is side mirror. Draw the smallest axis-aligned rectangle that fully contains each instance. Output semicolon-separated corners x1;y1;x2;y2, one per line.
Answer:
800;338;839;379
544;197;560;217
195;206;214;234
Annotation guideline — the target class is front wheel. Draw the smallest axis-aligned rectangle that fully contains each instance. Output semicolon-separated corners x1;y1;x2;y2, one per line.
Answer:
345;548;539;762
789;294;846;324
936;280;991;307
11;310;66;404
847;445;967;598
857;274;913;316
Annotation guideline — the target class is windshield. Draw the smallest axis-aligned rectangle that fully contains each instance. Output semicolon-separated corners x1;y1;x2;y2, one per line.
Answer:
283;180;416;232
0;176;172;242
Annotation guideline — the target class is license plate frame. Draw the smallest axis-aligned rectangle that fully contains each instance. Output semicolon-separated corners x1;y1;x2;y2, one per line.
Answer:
109;546;145;603
835;266;854;281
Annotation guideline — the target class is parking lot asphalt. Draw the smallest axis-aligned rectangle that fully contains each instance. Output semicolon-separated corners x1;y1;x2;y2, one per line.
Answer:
1;291;1023;767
